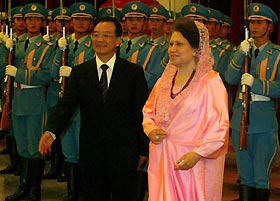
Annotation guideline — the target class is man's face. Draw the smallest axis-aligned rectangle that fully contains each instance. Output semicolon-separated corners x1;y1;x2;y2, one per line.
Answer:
125;17;146;35
219;26;230;39
164;21;173;35
13;17;26;32
148;18;165;37
92;21;121;58
25;17;44;34
48;20;57;33
205;21;216;38
249;20;272;39
71;17;93;34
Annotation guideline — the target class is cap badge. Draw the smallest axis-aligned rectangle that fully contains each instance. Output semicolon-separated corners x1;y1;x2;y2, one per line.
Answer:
253;5;259;12
79;4;86;11
190;6;197;13
152;7;158;13
106;9;112;15
31;5;37;11
131;4;138;11
62;8;67;14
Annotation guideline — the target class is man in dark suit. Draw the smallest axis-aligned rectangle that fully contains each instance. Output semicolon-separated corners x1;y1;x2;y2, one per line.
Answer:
39;16;149;201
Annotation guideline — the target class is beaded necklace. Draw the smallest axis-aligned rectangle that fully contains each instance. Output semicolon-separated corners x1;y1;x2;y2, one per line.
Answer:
170;70;195;99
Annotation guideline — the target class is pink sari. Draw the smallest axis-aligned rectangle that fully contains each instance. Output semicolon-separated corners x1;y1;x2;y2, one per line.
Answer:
143;21;229;201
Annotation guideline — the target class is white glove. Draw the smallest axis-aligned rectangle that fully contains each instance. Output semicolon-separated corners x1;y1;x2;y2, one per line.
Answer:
241;73;254;87
6;65;17;77
58;37;67;50
43;34;50;42
0;32;4;41
240;40;250;53
5;38;14;49
59;66;72;77
0;32;9;42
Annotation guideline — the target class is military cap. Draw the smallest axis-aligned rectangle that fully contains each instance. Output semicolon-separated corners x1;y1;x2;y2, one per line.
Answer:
47;10;53;21
166;11;176;22
208;8;223;23
148;5;169;20
181;3;210;21
98;7;123;21
247;3;278;25
52;7;71;21
222;14;232;27
22;3;48;20
11;6;23;18
69;2;97;19
122;2;148;18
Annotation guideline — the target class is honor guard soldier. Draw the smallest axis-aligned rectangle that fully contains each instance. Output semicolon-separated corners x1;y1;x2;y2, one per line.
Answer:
47;10;57;42
147;5;170;70
148;5;169;57
225;3;279;201
42;6;72;182
218;14;237;115
119;10;128;37
164;10;176;41
207;8;223;42
52;2;96;200
0;5;27;176
4;3;53;201
121;1;164;91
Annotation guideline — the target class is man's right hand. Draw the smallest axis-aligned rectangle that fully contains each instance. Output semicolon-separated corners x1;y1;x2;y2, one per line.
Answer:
39;131;55;156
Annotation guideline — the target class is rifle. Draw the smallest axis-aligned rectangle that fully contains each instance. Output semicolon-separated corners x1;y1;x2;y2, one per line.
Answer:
58;0;67;98
239;0;251;150
0;0;13;130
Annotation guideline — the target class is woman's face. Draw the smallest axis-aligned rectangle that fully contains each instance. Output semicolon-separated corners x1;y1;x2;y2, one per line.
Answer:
168;31;196;67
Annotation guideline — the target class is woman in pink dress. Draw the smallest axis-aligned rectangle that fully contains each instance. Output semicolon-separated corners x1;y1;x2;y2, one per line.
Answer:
143;17;229;201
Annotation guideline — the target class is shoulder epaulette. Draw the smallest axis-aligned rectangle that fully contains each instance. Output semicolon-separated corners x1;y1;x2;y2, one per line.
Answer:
217;41;223;46
210;44;217;48
272;44;280;51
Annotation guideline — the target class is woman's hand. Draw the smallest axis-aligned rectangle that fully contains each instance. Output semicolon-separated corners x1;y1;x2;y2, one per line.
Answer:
174;151;202;171
148;129;167;144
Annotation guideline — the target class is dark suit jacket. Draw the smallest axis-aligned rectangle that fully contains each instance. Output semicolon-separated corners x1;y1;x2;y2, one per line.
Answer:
46;56;149;173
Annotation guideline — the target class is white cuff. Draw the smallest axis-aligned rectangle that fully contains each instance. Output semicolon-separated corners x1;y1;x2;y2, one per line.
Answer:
46;131;56;140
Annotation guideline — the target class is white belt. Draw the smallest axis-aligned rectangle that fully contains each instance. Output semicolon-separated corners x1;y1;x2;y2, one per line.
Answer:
14;82;41;89
239;92;271;102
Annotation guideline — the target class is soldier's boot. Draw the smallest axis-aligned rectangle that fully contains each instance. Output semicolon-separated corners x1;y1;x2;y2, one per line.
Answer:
5;158;31;201
255;188;270;201
0;131;8;154
63;162;80;201
232;185;256;201
23;159;45;201
0;136;20;174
